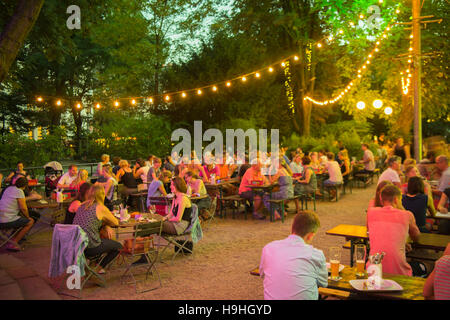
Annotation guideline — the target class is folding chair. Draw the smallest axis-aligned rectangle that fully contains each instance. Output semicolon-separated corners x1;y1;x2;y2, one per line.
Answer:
49;224;108;299
0;225;22;250
119;220;163;293
159;204;200;264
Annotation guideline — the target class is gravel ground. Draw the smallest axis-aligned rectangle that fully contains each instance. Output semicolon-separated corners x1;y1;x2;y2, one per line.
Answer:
10;182;375;300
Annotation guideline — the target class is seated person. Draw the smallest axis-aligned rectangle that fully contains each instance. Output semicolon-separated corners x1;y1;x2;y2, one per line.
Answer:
436;188;450;235
293;155;318;196
0;177;41;251
263;158;294;220
162;177;192;235
238;156;269;220
96;165;117;210
146;157;162;184
423;243;450;300
433;155;450;198
69;169;89;192
73;185;122;273
57;165;78;190
259;211;328;300
402;177;435;233
4;162;30;185
402;165;435;213
112;156;121;175
368;180;393;209
289;154;304;175
323;152;343;198
185;171;212;220
338;150;351;183
115;160;138;207
377;156;402;188
367;185;421;276
133;158;149;186
96;154;110;177
309;152;321;171
65;182;92;224
146;171;172;207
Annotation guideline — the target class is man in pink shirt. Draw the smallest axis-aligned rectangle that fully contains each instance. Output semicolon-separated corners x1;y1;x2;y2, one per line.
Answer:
239;157;269;220
367;185;421;276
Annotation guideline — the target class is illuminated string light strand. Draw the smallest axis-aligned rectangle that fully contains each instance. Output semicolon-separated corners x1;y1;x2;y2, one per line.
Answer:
304;23;397;106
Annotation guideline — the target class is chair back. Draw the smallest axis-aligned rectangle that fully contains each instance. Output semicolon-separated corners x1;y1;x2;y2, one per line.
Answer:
185;204;198;234
123;220;163;256
49;224;88;278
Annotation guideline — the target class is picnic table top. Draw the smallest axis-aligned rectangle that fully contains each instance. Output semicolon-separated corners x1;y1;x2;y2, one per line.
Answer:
250;266;426;300
326;224;450;251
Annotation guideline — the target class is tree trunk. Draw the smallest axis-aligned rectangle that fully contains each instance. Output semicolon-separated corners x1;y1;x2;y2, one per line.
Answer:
0;0;44;83
395;91;414;140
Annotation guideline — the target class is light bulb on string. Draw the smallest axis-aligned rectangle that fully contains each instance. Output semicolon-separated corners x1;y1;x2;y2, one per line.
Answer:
76;103;82;109
268;67;274;73
165;95;170;101
226;82;231;87
95;103;101;109
56;100;62;106
357;101;366;110
181;92;187;98
212;86;217;92
384;107;393;115
131;99;136;105
293;56;299;61
373;99;383;109
255;72;261;78
148;97;153;103
241;76;247;82
197;89;202;95
37;96;43;102
317;43;322;48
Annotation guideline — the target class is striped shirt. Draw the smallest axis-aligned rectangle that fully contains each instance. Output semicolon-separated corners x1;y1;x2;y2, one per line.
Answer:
434;255;450;300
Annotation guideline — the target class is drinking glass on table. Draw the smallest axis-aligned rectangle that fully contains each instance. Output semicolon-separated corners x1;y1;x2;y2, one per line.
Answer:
355;244;366;276
329;247;341;280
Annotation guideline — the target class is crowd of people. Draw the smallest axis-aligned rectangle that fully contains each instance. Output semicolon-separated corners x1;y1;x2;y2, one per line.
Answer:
0;137;449;299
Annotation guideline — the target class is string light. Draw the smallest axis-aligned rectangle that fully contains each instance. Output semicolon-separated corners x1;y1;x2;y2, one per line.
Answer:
384;107;393;115
165;95;170;101
114;101;120;107
37;97;43;102
241;76;247;82
226;81;231;87
268;67;274;73
255;72;261;78
56;100;62;106
317;43;322;48
148;97;153;103
373;99;383;109
181;92;187;98
131;99;136;105
197;89;202;95
212;86;218;92
95;103;101;109
76;103;82;109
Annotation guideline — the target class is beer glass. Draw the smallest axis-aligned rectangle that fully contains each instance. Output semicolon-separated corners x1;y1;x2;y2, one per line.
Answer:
355;244;366;276
329;247;341;280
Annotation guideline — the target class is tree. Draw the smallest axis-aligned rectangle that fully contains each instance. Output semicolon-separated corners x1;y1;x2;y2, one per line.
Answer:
0;0;44;83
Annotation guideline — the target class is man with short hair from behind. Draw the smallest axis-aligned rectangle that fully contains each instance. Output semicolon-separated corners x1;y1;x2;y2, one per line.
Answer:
259;211;328;300
367;185;421;276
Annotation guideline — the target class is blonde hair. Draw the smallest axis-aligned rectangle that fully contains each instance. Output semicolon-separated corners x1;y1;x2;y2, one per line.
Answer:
85;184;105;208
72;169;88;186
101;154;109;162
403;158;416;167
119;160;129;168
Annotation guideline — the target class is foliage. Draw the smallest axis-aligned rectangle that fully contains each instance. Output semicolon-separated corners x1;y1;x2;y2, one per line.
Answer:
85;111;173;160
0;127;71;168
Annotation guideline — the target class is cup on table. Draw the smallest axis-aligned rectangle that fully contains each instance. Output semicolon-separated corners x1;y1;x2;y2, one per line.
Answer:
329;247;341;280
355;244;366;276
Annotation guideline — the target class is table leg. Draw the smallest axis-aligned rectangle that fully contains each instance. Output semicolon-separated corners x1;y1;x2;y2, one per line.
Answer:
350;239;355;267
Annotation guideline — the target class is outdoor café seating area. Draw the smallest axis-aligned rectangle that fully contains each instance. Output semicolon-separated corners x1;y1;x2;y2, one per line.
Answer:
0;143;449;301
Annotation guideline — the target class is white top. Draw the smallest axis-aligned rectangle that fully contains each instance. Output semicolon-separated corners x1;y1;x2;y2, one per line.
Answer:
438;167;450;192
363;149;376;171
137;166;150;184
260;235;328;300
378;167;401;185
325;161;343;183
319;156;328;166
0;186;25;223
290;162;303;174
58;172;77;187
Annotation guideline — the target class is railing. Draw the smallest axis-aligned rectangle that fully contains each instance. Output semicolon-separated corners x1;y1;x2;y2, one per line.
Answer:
0;162;100;182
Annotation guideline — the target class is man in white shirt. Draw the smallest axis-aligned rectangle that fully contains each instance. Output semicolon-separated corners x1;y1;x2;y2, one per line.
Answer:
57;165;78;189
378;156;402;188
259;211;328;300
434;155;450;198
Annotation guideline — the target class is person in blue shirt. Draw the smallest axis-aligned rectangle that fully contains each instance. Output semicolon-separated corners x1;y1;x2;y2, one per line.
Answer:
259;211;328;300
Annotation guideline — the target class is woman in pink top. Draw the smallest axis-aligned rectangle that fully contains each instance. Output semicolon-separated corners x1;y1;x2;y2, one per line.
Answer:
367;185;420;276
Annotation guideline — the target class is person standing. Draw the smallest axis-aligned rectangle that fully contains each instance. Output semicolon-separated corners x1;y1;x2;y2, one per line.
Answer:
259;211;328;300
393;137;411;164
358;144;375;175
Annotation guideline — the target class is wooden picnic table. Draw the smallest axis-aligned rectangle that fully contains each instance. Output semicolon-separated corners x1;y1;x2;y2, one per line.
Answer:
249;266;426;300
326;224;450;265
114;213;163;241
247;183;279;222
26;199;60;209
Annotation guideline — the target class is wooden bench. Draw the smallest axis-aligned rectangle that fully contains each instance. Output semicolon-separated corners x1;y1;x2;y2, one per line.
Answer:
220;195;248;219
318;287;350;300
267;196;301;222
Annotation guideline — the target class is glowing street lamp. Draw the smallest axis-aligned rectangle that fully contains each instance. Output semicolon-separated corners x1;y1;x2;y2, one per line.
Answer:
373;99;383;109
357;101;366;110
384;107;393;115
